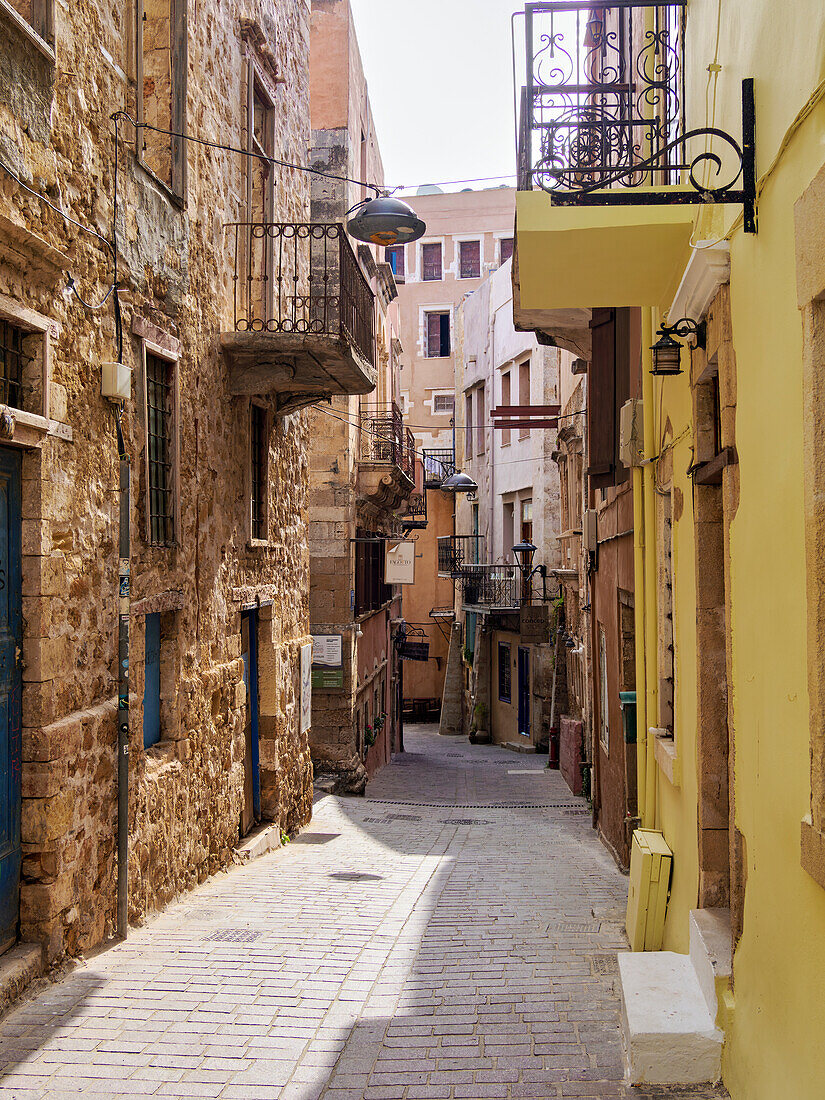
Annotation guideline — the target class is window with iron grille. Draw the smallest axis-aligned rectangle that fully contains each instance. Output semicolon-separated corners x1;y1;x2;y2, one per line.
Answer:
499;237;514;265
459;240;480;279
433;393;454;414
250;404;267;540
498;642;512;703
422;243;442;281
0;320;30;410
425;312;450;358
385;246;405;280
146;352;175;545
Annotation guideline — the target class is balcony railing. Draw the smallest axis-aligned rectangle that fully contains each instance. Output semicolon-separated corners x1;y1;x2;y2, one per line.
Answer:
401;492;427;529
460;565;522;612
228;222;375;367
422;448;456;488
437;535;485;577
517;2;755;228
360;403;415;481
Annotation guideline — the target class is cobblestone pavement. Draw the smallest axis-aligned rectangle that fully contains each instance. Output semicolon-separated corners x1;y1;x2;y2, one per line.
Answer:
0;726;728;1099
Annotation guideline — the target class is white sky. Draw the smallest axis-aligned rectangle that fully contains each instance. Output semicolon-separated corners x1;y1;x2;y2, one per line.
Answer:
348;0;522;195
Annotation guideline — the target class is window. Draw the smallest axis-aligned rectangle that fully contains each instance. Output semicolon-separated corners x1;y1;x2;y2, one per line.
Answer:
499;237;514;265
422;243;442;281
385;246;405;281
433;392;455;414
355;530;391;614
459;240;480;279
137;0;187;197
250;404;267;541
143;613;161;748
521;499;533;543
519;359;531;439
145;351;175;545
503;502;515;563
465;393;473;459
498;642;512;702
0;319;33;411
599;626;609;752
4;0;53;48
475;386;485;455
425;312;451;358
501;370;511;446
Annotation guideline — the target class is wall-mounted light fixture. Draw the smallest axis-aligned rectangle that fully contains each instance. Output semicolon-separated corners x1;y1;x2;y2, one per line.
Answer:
650;317;706;376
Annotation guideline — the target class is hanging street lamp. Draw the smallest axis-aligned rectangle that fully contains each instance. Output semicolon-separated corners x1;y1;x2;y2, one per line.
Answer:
441;470;478;494
346;194;426;247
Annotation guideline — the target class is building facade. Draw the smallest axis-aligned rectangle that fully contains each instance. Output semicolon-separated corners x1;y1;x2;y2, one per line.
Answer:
514;0;825;1094
0;0;375;963
391;187;517;720
307;0;412;793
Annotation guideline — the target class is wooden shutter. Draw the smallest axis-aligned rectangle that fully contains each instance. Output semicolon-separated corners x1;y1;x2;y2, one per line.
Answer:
460;240;480;279
423;243;441;280
614;307;631;486
588;308;616;489
426;313;440;357
500;237;514;264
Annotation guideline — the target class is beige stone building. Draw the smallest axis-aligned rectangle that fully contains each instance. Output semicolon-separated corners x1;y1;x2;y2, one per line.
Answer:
306;0;413;792
0;0;374;963
390;187;516;717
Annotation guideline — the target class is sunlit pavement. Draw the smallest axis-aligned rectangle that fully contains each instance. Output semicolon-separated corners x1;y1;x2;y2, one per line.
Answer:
0;725;728;1099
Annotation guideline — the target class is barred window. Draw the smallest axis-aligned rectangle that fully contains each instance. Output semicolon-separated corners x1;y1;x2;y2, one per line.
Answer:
250;404;267;541
146;352;175;545
0;320;28;410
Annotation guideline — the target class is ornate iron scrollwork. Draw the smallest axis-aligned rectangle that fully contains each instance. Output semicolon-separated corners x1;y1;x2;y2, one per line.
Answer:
520;2;756;233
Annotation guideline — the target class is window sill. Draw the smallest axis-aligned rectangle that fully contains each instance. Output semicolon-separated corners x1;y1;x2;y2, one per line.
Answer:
0;0;55;62
1;408;72;445
246;539;283;552
653;728;680;787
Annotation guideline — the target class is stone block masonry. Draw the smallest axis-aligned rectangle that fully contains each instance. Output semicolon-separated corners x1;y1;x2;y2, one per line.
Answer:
0;0;315;962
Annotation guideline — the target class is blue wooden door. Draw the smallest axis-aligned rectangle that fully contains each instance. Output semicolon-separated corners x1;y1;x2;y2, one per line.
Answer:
241;610;261;832
518;646;530;738
0;449;21;954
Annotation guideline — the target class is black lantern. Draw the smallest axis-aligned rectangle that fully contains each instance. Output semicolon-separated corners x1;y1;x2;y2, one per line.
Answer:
650;317;706;377
346;195;426;247
512;539;538;581
441;470;478;494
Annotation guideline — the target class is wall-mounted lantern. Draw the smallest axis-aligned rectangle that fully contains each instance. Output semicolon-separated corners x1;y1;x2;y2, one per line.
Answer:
650;317;706;376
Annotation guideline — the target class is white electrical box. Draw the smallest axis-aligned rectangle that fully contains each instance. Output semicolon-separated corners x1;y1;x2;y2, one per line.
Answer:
101;362;132;401
619;398;644;467
583;509;598;552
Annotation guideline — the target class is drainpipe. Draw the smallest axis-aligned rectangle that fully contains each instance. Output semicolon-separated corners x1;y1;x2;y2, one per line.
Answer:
633;459;647;825
641;307;659;829
115;415;129;940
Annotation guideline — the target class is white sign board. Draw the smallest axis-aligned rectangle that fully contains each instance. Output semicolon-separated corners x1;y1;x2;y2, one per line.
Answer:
311;634;343;667
385;540;416;585
300;642;312;733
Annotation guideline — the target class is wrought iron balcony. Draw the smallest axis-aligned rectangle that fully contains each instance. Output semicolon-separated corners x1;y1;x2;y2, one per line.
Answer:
437;535;485;577
422;448;456;489
221;222;378;411
460;565;522;612
359;403;415;482
401;492;428;530
517;1;755;230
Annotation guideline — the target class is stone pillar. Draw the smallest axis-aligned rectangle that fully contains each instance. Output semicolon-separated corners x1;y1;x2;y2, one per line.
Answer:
439;622;464;737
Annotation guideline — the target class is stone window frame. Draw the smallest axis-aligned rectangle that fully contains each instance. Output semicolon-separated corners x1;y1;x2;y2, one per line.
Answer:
0;293;69;447
795;160;825;890
246;399;271;549
0;0;54;62
135;0;188;203
138;332;180;549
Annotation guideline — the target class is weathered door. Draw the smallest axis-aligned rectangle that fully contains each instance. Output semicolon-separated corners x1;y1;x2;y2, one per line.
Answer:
240;609;261;835
0;449;21;954
517;646;530;738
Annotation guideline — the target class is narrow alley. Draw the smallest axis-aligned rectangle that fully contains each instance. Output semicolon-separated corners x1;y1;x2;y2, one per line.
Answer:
0;728;726;1100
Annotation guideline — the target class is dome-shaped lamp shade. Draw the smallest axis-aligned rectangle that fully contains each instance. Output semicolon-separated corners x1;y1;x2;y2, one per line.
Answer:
441;470;478;494
346;196;427;247
512;539;537;578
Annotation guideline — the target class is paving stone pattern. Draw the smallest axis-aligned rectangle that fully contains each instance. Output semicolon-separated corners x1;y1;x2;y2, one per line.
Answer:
0;726;728;1099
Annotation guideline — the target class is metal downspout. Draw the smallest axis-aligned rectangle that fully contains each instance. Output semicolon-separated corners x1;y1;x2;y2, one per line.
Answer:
642;307;659;829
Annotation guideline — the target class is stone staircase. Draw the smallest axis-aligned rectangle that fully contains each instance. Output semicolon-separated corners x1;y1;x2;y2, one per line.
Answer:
618;907;731;1085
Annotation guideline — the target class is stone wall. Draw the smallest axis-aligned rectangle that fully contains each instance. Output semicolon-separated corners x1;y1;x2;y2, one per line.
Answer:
0;0;315;961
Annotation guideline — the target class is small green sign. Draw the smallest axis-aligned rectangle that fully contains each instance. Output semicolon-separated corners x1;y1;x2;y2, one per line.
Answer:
312;668;344;690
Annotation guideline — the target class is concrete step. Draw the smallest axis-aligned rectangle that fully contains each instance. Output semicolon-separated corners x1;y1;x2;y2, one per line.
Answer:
619;951;723;1085
502;741;536;754
0;943;42;1017
689;907;732;1023
235;822;282;862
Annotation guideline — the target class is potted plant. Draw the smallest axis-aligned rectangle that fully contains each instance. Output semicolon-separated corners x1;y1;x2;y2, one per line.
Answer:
470;702;490;744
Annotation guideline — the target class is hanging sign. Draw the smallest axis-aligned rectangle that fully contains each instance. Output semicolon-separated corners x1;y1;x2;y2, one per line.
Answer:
520;603;550;644
400;641;429;662
385;540;416;585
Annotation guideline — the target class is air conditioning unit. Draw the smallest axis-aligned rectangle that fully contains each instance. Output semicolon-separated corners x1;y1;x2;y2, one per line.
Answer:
619;398;644;467
583;509;598;552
